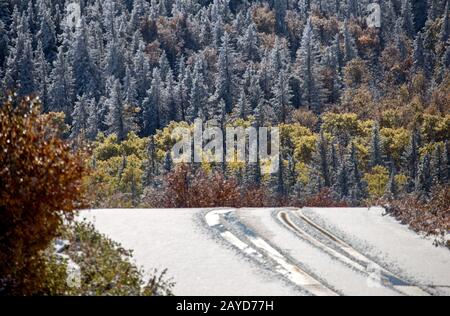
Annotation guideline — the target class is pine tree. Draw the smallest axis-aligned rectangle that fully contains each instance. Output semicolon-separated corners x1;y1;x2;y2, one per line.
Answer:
274;0;287;34
401;0;415;37
296;18;325;113
415;153;432;197
343;19;357;63
431;145;444;185
71;19;101;99
370;122;383;168
234;89;251;120
48;46;75;115
37;8;56;61
86;98;100;140
0;20;8;70
402;129;421;192
349;142;366;202
106;79;134;141
162;69;178;124
134;41;151;104
215;32;236;113
188;57;208;121
0;0;11;25
34;41;50;110
177;55;189;122
381;0;397;43
312;132;332;188
412;0;428;32
143;136;159;187
71;94;90;139
270;70;293;123
142;69;162;136
440;1;449;43
334;155;350;199
444;141;450;183
385;162;398;199
413;32;425;72
163;150;173;174
239;22;259;61
428;0;444;22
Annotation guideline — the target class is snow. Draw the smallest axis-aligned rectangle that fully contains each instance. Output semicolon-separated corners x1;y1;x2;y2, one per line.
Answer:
80;209;302;296
80;207;450;296
303;207;450;295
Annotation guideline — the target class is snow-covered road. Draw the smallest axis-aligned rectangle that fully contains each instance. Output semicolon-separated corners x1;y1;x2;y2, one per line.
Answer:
80;208;450;296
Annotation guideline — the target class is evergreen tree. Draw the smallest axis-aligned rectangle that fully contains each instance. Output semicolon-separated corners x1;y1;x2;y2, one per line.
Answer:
37;8;56;61
444;141;450;183
106;79;134;141
271;70;293;123
239;22;259;61
334;155;350;199
163;150;173;174
86;98;100;140
370;122;383;168
215;32;236;113
431;145;444;185
385;162;398;199
0;20;8;71
188;57;208;121
296;18;325;113
412;0;428;32
402;129;421;192
71;94;90;139
415;153;432;197
349;143;366;202
312;132;331;188
142;69;162;136
274;0;287;35
48;46;75;115
343;19;357;63
71;19;101;99
401;0;415;37
440;1;449;43
413;32;425;72
34;41;50;110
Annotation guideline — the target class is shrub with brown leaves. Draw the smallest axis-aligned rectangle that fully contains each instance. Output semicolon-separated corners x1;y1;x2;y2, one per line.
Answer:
384;186;450;247
142;164;274;208
0;96;88;295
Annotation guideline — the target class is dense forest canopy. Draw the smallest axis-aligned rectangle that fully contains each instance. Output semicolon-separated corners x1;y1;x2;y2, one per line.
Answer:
0;0;449;207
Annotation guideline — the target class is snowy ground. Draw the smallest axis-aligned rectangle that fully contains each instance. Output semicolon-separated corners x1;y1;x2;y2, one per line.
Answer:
80;208;450;296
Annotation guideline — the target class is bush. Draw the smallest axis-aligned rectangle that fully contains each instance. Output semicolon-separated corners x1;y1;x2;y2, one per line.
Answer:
0;96;88;295
62;222;174;296
142;164;273;208
384;186;450;248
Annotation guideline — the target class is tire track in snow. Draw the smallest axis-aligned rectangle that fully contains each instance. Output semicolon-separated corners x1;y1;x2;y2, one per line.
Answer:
205;209;338;296
277;209;430;296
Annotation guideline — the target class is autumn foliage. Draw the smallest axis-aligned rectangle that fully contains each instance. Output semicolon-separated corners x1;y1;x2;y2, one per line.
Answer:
142;164;271;208
0;96;88;295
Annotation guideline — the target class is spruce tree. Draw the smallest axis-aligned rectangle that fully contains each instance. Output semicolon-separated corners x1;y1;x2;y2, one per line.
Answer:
271;70;293;123
413;32;425;72
401;0;415;37
106;79;133;141
296;18;325;113
71;94;90;139
370;122;383;168
402;129;421;192
48;46;75;115
142;69;162;136
440;1;449;43
343;19;357;63
415;153;432;197
215;32;236;113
